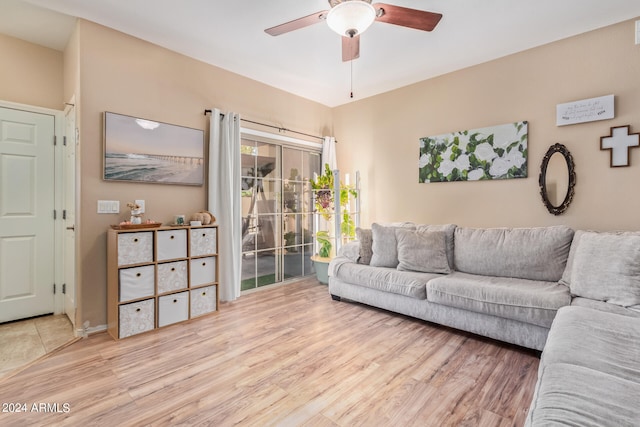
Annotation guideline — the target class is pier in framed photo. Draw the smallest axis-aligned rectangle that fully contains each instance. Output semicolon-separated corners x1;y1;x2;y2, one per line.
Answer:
104;112;204;186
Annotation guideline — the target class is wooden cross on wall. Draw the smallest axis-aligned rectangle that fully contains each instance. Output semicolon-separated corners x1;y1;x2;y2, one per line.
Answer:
600;125;640;167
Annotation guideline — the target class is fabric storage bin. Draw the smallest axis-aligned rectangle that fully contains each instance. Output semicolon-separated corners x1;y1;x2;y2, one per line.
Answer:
119;264;155;302
117;231;153;266
157;260;188;294
119;299;155;339
190;228;217;257
190;285;217;317
157;229;187;261
190;256;216;287
158;291;189;327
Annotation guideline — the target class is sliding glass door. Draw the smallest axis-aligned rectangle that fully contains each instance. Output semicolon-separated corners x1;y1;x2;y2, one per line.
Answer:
240;136;321;291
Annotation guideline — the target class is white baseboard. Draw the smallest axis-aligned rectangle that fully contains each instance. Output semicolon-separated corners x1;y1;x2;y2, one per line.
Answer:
75;324;107;338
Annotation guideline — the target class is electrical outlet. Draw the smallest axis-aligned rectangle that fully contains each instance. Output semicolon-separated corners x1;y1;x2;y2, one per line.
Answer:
135;199;145;214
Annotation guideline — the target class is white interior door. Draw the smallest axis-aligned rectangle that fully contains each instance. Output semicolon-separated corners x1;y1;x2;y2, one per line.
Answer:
0;106;56;323
63;103;76;327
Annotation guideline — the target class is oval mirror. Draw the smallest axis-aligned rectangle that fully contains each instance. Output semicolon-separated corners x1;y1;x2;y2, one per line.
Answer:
539;143;576;215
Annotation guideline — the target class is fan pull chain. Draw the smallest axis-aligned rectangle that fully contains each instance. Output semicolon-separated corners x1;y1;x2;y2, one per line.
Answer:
350;60;354;99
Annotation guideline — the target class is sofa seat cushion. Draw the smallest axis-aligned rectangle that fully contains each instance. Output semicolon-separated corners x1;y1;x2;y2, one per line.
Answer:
427;272;571;327
541;306;640;380
331;259;442;299
454;226;574;282
526;363;640;427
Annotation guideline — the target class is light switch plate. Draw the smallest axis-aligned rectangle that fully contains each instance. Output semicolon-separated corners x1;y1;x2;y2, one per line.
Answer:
98;200;119;214
135;199;145;214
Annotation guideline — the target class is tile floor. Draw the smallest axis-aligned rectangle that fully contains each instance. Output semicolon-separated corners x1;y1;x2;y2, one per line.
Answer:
0;314;76;378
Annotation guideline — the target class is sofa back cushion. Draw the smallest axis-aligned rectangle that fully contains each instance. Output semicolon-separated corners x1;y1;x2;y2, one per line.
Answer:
570;232;640;307
454;226;574;281
396;228;451;274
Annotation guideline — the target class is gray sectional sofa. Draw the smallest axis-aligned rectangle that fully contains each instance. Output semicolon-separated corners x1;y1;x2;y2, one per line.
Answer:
328;224;640;426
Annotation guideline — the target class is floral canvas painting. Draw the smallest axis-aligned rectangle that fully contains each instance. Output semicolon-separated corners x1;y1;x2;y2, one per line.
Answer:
419;121;528;183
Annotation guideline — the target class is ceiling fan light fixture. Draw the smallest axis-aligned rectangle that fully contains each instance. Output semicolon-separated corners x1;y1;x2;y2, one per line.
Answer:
326;1;376;38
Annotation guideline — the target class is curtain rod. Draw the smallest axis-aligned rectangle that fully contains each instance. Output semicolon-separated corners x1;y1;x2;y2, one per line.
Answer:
204;109;330;142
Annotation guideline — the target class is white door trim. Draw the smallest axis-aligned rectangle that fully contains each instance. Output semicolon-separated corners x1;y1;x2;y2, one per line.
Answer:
0;99;65;317
63;97;78;329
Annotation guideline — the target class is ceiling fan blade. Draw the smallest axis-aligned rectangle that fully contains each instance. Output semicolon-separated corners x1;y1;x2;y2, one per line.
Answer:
373;3;442;32
265;10;328;36
342;35;360;62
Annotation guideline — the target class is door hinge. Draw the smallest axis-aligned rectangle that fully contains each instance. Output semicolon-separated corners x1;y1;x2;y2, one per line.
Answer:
63;136;67;146
54;210;57;220
54;135;57;146
63;210;67;220
62;284;66;294
53;284;56;294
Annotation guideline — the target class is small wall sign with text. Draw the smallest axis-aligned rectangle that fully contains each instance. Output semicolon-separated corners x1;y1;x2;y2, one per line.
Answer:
556;94;614;126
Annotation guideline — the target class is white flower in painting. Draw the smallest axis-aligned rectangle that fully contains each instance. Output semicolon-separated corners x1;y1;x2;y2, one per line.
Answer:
442;144;454;161
418;153;431;168
468;168;485;180
506;148;526;169
489;157;512;177
456;133;470;152
438;159;456;176
474;143;498;162
434;137;448;150
490;125;520;150
454;154;470;171
420;139;426;149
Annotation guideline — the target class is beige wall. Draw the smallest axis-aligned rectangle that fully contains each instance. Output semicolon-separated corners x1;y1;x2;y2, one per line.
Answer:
76;21;332;326
0;33;63;110
333;18;640;231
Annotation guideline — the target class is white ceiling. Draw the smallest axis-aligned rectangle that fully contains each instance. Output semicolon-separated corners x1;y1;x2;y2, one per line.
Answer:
3;0;640;107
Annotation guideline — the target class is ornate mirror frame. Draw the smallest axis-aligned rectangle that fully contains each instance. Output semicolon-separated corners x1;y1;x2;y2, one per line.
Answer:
539;143;576;215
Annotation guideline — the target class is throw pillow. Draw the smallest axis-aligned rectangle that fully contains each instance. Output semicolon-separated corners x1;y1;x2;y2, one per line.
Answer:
415;223;457;270
396;229;451;274
370;223;402;268
571;232;640;307
356;227;373;265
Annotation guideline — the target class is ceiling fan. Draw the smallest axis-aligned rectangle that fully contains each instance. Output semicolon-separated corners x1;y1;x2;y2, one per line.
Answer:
265;0;443;62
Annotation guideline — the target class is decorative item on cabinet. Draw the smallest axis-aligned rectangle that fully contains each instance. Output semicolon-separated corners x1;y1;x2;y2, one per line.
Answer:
111;202;162;229
107;224;219;340
190;210;215;225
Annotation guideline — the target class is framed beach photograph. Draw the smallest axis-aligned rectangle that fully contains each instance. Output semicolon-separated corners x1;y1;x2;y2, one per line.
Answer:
104;112;205;186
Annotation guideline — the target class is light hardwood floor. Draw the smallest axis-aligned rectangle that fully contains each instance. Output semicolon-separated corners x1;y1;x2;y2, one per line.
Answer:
0;278;539;426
